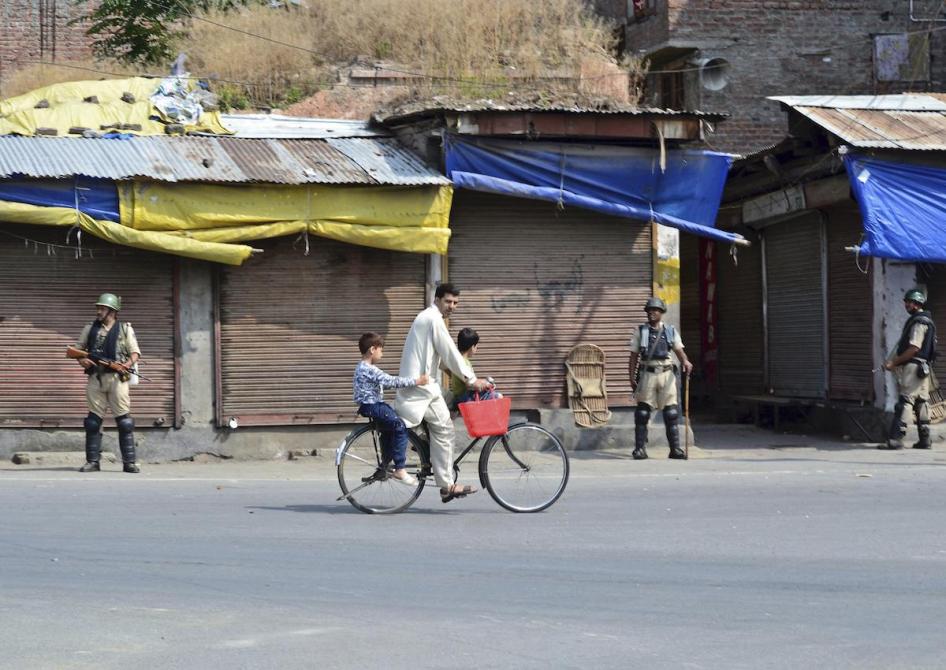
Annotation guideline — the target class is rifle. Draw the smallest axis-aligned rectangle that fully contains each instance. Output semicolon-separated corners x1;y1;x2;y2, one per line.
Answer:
65;345;151;382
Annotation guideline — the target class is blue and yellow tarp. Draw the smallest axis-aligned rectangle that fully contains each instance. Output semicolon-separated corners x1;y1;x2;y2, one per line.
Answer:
0;179;453;264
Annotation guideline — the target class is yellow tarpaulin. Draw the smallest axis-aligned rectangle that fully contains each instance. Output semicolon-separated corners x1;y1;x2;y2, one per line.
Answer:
0;181;452;263
0;199;254;265
0;77;231;136
120;181;454;255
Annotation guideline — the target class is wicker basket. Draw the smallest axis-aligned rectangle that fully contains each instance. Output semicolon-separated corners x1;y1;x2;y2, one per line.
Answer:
929;387;946;424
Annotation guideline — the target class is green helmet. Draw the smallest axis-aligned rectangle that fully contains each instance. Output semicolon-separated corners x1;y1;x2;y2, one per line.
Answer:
644;297;667;313
904;289;927;305
95;293;122;311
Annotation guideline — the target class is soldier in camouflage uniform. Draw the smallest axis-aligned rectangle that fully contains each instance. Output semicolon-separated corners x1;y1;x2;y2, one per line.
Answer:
75;293;142;473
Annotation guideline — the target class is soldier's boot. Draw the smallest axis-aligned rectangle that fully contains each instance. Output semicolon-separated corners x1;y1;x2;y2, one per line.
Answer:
881;397;907;450
632;404;650;460
116;414;140;473
914;400;931;449
79;413;103;472
664;405;687;459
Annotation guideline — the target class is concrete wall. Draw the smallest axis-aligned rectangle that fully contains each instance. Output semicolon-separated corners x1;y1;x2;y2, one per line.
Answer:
623;1;946;154
873;258;918;412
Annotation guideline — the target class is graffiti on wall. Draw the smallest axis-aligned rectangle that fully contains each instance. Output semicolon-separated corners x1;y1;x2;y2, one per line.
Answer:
489;259;585;313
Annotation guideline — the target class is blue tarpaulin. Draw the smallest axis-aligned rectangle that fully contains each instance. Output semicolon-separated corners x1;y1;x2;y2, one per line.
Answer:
0;178;119;222
444;135;741;243
844;153;946;263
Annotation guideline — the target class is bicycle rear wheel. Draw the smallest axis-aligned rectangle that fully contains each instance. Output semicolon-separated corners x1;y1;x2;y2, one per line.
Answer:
337;425;427;514
478;423;569;513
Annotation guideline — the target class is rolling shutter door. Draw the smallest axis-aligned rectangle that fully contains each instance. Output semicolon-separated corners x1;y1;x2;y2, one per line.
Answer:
0;224;177;427
218;236;426;425
447;192;651;409
765;214;826;398
716;237;763;395
825;205;873;402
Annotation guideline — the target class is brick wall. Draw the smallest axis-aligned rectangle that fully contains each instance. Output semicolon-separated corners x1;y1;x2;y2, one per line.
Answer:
0;0;95;95
624;0;946;154
588;0;628;21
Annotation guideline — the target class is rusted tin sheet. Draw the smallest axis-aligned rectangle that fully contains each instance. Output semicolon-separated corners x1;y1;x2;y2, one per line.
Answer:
0;136;447;185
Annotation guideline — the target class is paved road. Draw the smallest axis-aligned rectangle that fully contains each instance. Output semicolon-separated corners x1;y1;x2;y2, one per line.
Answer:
1;446;946;669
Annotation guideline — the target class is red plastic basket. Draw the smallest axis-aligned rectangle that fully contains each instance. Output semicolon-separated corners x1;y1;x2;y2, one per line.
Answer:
458;395;512;437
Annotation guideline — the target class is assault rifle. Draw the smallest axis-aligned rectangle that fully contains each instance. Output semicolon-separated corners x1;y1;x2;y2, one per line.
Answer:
65;345;150;382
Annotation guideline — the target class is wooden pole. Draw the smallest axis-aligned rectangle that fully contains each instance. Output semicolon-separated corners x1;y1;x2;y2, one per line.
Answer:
684;372;691;460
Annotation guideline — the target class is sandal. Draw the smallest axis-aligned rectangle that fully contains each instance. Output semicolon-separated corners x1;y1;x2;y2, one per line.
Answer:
440;483;477;503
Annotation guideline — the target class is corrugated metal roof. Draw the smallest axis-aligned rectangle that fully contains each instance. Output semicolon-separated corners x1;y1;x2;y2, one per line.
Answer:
220;114;384;138
0;136;448;185
770;94;946;151
769;94;946;112
375;97;727;125
326;138;441;185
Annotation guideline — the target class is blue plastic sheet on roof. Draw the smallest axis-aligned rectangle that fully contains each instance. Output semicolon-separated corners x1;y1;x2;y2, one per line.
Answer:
444;135;740;243
844;153;946;263
0;177;119;222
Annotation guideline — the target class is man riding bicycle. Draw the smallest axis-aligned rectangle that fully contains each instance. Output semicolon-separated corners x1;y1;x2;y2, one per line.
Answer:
395;283;491;503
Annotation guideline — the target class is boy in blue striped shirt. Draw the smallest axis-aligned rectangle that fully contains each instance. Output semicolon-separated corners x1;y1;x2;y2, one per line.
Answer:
353;332;428;485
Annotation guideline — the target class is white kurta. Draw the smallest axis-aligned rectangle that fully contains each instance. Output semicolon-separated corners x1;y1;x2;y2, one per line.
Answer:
395;305;475;427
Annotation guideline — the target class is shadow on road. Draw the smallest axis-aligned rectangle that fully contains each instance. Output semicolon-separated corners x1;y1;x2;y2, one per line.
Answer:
244;503;474;516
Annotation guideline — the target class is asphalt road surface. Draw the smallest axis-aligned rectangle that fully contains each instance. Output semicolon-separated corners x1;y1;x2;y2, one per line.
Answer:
2;447;945;670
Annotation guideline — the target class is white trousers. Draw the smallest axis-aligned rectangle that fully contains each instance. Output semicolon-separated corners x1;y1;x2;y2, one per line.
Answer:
423;396;456;489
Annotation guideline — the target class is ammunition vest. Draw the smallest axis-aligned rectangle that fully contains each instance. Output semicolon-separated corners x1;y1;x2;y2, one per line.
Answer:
87;319;121;361
896;310;937;362
639;323;675;361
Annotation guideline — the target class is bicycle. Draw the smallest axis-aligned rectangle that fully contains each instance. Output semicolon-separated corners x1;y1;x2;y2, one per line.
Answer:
335;413;570;514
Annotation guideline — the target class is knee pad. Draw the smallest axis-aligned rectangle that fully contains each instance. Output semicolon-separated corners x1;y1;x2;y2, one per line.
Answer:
115;414;134;433
84;413;103;434
635;404;652;426
663;405;679;423
915;399;930;424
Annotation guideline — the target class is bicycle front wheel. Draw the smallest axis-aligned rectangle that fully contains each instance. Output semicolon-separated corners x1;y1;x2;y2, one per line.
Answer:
337;425;426;514
478;423;569;513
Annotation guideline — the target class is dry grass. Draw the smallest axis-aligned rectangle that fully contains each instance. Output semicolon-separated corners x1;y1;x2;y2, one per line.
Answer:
0;60;146;99
1;1;642;111
185;7;324;110
184;0;641;109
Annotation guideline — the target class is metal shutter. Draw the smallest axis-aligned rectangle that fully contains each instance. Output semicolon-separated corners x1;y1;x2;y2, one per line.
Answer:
0;224;177;427
217;236;426;425
716;236;764;395
764;214;827;398
446;192;651;409
825;205;873;402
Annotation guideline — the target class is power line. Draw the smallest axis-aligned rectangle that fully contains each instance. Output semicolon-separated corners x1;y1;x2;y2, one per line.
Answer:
148;0;946;81
11;58;279;89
